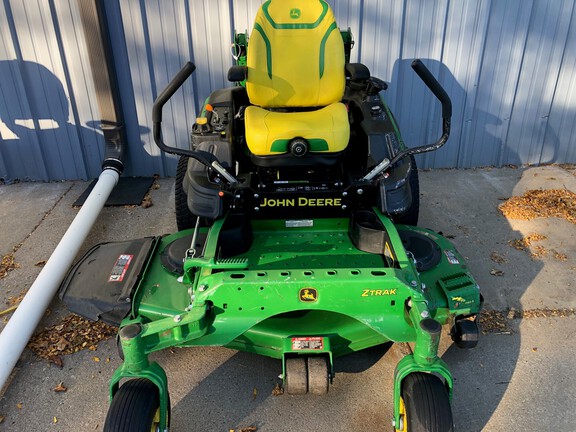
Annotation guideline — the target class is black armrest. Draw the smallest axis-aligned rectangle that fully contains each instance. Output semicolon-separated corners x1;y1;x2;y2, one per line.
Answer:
345;63;370;81
228;66;247;82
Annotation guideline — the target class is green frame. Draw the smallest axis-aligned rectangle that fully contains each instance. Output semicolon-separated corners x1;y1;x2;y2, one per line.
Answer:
109;209;481;430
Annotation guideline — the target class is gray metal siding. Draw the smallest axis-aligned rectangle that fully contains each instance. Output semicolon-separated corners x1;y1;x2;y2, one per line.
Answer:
1;0;575;181
0;0;104;181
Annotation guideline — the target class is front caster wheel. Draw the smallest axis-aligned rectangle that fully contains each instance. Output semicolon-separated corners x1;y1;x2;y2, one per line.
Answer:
307;356;329;395
104;379;168;432
285;357;308;394
397;373;453;432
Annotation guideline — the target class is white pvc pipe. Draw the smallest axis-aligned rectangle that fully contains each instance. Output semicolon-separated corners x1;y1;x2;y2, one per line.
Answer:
0;169;119;389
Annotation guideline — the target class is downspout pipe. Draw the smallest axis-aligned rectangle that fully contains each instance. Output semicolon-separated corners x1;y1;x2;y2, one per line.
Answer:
78;0;127;174
0;170;119;388
0;0;126;389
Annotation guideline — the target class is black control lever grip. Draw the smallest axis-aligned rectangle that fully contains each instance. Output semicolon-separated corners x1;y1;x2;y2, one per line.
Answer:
361;59;453;183
411;59;452;119
152;62;196;124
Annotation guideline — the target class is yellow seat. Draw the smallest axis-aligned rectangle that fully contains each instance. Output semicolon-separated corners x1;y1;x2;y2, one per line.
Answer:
245;103;349;155
244;0;350;158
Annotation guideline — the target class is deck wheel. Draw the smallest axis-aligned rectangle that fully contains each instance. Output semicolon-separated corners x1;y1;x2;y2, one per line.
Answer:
103;378;169;432
451;319;479;349
307;356;329;395
397;372;453;432
285;357;308;394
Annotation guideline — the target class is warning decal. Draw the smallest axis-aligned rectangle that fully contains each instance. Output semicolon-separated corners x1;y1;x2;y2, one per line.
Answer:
444;250;460;265
108;254;134;282
291;337;324;351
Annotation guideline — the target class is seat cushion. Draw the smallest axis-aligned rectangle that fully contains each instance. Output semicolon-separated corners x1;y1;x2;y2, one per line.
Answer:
246;0;345;108
245;102;350;156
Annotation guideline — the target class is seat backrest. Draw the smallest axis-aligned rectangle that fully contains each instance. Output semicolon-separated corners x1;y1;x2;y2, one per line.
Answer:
246;0;345;108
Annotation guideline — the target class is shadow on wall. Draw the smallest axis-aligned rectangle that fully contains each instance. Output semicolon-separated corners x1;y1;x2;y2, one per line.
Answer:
0;60;96;182
388;58;498;169
388;58;561;169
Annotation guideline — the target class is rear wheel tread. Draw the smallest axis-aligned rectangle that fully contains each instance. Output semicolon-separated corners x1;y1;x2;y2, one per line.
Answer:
394;154;420;226
175;156;196;231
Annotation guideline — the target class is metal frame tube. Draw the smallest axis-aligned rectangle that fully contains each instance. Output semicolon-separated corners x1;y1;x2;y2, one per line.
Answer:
0;168;119;388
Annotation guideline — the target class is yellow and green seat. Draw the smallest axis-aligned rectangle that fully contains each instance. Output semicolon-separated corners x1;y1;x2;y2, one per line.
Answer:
242;0;350;163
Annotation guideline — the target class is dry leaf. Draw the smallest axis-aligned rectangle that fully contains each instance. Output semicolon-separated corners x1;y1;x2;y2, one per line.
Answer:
48;356;64;368
553;251;568;261
499;189;576;224
35;260;47;267
0;414;5;423
1;253;20;279
6;291;25;307
490;252;506;264
478;310;513;334
252;388;258;400
508;233;549;260
54;382;67;392
271;383;284;396
141;194;153;208
240;427;258;432
28;314;115;362
16;403;22;410
490;269;504;276
522;308;576;318
53;416;58;424
93;356;101;362
56;337;69;351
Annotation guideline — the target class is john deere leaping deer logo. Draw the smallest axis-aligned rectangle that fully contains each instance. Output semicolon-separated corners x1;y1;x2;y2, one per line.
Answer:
290;8;301;19
299;288;318;302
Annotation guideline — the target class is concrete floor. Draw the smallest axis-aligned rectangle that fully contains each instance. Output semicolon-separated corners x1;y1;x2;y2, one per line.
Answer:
0;165;575;431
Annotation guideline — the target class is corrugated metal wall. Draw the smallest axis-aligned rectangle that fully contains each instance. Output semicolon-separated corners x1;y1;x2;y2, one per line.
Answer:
1;0;575;181
0;0;104;181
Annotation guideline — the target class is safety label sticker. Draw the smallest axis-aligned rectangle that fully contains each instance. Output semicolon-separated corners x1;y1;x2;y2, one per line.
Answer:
444;250;460;265
291;337;324;351
108;254;133;282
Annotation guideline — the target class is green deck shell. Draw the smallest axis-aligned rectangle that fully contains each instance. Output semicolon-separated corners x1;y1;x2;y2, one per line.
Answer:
113;209;481;428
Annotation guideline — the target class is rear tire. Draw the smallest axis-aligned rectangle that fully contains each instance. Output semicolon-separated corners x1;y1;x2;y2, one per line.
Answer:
394;155;420;226
104;379;167;432
175;156;196;231
399;372;453;432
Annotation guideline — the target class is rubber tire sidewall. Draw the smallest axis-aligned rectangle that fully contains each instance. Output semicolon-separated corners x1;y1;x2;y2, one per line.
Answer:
103;379;161;432
394;154;420;226
175;156;196;231
401;372;454;432
307;356;329;395
285;357;308;395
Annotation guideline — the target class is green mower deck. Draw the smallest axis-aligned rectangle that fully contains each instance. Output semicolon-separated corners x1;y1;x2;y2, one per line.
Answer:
107;209;480;431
